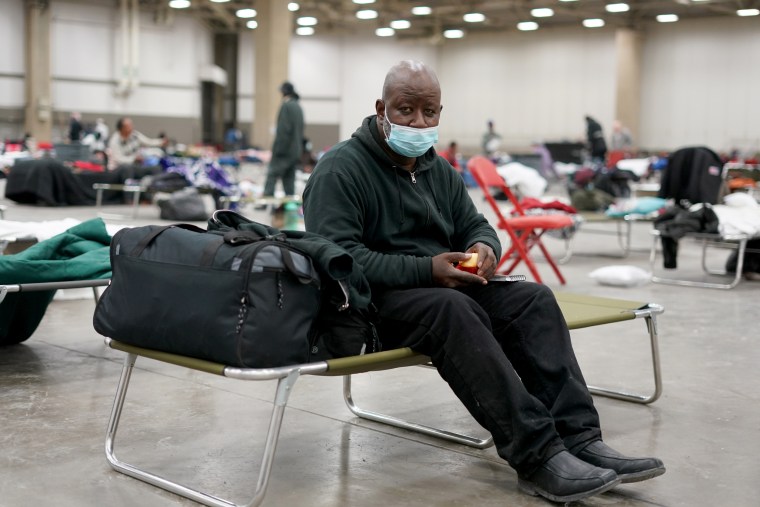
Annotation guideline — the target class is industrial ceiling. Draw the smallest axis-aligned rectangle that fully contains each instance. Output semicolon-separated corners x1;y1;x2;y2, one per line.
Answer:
137;0;759;38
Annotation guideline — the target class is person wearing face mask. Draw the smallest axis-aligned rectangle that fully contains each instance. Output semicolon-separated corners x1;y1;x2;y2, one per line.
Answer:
303;60;665;504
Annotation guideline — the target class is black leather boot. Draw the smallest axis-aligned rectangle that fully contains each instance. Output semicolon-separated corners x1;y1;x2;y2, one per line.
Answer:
518;450;620;503
574;440;666;483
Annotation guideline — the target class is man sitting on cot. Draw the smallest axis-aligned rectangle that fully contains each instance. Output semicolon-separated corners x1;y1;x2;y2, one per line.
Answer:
302;60;665;503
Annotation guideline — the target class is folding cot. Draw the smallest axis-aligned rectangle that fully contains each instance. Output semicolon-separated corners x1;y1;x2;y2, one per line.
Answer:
649;162;760;289
102;291;664;507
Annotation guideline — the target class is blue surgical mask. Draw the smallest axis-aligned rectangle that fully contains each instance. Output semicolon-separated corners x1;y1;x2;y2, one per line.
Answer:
383;118;439;158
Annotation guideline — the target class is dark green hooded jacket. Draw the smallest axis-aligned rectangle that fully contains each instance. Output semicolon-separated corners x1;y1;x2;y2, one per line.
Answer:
303;115;501;290
271;96;304;170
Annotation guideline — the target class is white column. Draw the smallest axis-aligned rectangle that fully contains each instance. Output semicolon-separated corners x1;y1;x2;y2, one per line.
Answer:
614;28;643;142
23;0;52;142
252;0;292;149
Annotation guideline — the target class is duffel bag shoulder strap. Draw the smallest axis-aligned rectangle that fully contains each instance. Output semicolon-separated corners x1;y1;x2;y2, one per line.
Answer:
220;230;318;286
279;246;320;286
130;224;207;257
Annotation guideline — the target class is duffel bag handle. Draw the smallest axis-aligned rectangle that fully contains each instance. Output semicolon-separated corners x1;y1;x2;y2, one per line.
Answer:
279;247;321;286
130;224;206;256
222;229;286;245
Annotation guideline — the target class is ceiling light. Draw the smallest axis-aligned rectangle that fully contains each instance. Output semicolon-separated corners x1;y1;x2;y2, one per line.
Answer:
246;20;258;29
531;8;554;18
583;18;605;28
235;8;256;18
390;19;411;29
737;8;759;16
353;0;376;4
656;14;679;22
296;16;318;26
296;26;315;35
605;3;630;13
517;21;539;31
168;0;190;8
443;29;465;39
288;2;300;11
412;6;432;16
463;12;486;23
375;27;395;37
209;0;229;3
559;0;578;2
356;9;378;19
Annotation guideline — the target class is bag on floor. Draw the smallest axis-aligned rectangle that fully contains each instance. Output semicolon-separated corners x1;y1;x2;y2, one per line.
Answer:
93;222;322;367
156;187;212;221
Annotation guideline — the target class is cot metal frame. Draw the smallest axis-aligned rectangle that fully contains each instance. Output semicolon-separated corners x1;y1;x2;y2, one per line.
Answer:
649;230;755;289
102;295;664;506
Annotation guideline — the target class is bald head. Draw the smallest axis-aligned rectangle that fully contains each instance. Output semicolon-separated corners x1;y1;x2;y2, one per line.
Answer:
382;60;440;101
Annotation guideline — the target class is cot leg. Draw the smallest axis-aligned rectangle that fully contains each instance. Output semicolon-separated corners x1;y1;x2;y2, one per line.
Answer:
586;308;663;404
651;232;746;289
131;189;141;219
342;375;493;449
105;354;300;507
617;219;632;257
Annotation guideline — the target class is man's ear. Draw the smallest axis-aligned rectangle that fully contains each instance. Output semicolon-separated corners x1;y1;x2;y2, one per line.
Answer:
375;99;385;118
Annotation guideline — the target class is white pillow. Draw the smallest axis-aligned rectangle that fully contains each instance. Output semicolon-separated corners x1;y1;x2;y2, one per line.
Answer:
588;265;651;287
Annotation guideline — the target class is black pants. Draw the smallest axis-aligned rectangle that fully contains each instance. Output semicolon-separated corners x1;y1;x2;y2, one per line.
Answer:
374;281;601;477
263;159;298;196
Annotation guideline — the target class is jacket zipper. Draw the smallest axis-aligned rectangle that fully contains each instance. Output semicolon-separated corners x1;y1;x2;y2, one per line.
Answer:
410;171;417;184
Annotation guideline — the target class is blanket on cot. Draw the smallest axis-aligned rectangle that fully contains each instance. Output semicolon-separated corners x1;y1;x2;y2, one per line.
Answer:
0;218;112;345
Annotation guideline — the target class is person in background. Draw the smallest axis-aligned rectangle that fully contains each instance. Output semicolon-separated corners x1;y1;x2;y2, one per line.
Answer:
89;117;110;152
481;120;502;159
303;60;665;504
610;120;634;152
224;123;244;152
263;81;304;197
438;141;461;172
585;115;608;164
107;117;167;171
68;112;83;142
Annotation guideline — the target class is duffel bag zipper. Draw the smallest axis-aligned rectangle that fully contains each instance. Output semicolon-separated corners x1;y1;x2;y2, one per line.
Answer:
234;242;263;353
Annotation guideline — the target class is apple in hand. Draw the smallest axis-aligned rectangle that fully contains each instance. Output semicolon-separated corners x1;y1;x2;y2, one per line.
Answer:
456;253;479;274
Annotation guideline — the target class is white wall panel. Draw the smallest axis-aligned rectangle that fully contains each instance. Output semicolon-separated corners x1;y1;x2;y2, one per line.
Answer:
300;100;340;124
47;2;209;118
238;31;255;96
51;4;115;81
640;18;760;152
237;97;254;123
290;36;341;98
438;29;616;153
139;16;212;87
0;0;25;75
52;80;198;118
0;77;25;108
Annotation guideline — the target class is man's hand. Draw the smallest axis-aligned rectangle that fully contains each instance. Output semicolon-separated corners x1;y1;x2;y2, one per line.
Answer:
467;242;497;280
431;244;497;288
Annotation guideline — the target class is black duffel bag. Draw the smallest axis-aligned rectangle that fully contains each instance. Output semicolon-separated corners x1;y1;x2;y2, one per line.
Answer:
93;222;322;367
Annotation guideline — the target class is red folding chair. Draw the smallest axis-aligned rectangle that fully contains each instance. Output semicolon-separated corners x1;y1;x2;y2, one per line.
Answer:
467;156;572;285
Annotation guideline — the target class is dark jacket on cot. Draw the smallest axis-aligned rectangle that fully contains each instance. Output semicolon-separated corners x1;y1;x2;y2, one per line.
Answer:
654;204;719;269
658;146;723;205
303;115;501;291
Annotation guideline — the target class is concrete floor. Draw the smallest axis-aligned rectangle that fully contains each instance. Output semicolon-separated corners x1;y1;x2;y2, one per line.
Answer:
1;173;759;507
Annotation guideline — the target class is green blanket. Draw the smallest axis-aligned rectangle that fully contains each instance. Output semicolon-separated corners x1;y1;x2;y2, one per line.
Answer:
0;218;112;345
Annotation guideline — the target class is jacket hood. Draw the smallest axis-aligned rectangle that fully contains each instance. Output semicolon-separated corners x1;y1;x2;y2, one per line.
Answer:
351;115;440;174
